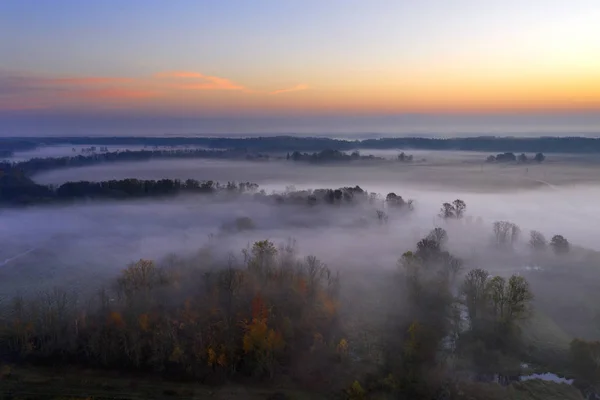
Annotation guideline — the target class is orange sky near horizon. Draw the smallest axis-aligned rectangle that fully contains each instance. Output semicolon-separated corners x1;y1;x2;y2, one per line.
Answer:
2;1;600;117
3;66;600;116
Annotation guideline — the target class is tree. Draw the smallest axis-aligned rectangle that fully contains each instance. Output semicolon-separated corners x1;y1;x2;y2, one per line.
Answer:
550;235;570;254
426;227;448;247
416;238;441;261
518;153;528;163
439;200;466;219
452;199;466;218
510;224;521;245
440;203;454;219
504;275;533;321
485;275;533;322
493;221;520;247
529;230;547;251
462;269;490;322
376;209;388;224
534;152;546;163
386;192;405;207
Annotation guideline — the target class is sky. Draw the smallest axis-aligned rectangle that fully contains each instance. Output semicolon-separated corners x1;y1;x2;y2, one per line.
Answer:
1;0;600;136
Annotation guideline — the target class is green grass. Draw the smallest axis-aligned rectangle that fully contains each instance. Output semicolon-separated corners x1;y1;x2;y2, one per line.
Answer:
521;312;572;352
519;311;574;376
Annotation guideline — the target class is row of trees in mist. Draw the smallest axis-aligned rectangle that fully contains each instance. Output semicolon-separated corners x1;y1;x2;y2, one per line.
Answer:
485;152;546;163
286;149;384;163
5;135;600;153
0;172;257;206
0;148;271;178
0;241;341;384
1;227;593;398
436;199;571;255
0;170;415;213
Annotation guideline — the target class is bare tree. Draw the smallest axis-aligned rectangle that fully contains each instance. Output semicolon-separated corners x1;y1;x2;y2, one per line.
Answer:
529;230;547;251
493;221;520;247
462;269;490;322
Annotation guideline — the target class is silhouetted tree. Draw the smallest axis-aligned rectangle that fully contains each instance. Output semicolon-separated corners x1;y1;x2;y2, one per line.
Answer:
493;221;520;247
452;199;466;218
440;203;455;219
550;234;570;254
439;199;466;219
529;230;547;251
534;152;546;163
386;192;405;207
426;227;448;247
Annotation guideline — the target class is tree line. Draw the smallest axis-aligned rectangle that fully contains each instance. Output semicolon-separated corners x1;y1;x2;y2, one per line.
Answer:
4;135;600;154
0;171;414;212
0;148;270;178
486;152;546;163
286;149;384;163
1;228;594;398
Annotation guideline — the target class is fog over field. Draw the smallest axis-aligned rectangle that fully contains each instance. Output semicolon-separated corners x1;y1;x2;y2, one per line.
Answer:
2;151;600;301
4;145;600;398
5;144;214;162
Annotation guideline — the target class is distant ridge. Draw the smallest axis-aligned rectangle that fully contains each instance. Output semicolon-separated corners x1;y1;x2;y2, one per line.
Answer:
2;135;600;154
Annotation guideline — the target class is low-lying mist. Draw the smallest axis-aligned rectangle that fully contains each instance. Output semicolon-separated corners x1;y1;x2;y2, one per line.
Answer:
4;153;600;398
2;179;599;298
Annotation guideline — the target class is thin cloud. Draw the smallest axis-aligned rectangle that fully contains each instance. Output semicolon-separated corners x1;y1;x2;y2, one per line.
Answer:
0;69;307;111
270;84;309;95
154;71;245;91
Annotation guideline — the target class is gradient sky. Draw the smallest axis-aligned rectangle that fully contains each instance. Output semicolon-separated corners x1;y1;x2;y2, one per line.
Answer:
1;0;600;135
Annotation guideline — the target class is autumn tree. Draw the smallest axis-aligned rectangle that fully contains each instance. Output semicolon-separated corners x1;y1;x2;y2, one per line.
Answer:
242;294;285;378
116;259;163;303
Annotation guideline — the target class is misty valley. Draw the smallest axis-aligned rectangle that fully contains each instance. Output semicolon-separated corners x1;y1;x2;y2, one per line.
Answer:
1;137;600;399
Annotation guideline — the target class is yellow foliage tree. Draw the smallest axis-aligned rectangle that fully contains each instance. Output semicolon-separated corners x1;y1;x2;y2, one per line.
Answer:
242;312;285;377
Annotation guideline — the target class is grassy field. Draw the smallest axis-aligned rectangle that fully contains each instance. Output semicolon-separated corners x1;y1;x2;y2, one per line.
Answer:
0;364;324;400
